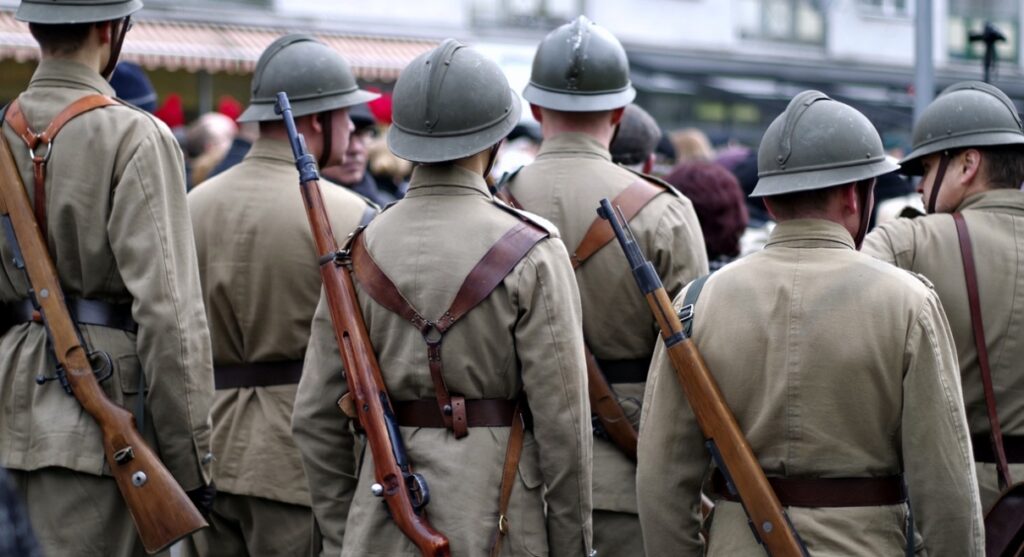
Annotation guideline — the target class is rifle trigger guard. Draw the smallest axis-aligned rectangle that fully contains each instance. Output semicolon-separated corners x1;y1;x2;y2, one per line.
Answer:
88;350;114;384
406;472;431;513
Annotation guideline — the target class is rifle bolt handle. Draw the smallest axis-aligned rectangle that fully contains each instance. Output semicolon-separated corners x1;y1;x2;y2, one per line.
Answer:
131;471;148;487
370;483;384;497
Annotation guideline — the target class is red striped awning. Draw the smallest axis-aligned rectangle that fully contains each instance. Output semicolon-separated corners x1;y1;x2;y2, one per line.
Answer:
0;9;436;81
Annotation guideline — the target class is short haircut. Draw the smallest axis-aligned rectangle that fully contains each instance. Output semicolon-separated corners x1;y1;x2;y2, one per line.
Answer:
28;23;94;56
981;146;1024;189
764;185;841;221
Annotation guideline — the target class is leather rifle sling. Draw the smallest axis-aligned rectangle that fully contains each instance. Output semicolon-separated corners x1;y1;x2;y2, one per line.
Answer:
351;222;547;439
4;95;118;248
489;399;525;557
954;212;1013;488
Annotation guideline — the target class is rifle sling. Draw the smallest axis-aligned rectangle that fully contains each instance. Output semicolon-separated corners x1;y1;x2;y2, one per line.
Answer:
711;469;906;508
954;212;1014;488
351;221;546;439
4;95;118;248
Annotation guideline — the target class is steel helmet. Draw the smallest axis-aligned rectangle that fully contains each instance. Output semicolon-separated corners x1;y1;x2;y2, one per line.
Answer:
17;0;141;24
387;39;521;163
238;34;379;123
900;81;1024;175
523;15;636;112
751;90;898;197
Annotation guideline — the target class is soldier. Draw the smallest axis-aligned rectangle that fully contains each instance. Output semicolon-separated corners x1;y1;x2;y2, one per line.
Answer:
863;82;1024;509
291;39;594;556
183;35;379;556
0;1;215;556
637;91;983;556
496;16;707;555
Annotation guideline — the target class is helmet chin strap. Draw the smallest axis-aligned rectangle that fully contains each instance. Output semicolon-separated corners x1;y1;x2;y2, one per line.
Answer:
318;111;334;170
101;16;131;80
926;152;952;214
483;141;503;179
853;178;876;249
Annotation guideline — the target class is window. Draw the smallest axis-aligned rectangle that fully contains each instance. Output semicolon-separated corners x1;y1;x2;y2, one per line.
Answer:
948;0;1019;64
471;0;580;29
858;0;910;17
738;0;825;44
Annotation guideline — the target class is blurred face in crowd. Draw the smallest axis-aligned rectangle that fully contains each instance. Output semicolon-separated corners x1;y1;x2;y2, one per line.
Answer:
333;125;375;185
321;107;353;168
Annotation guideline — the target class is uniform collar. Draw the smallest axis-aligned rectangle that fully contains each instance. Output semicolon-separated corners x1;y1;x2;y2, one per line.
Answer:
765;219;856;250
27;58;115;97
956;188;1024;213
404;164;491;197
243;137;296;164
535;132;612;162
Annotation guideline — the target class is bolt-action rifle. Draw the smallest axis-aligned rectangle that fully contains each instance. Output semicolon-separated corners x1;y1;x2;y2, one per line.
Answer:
598;198;808;557
0;121;206;554
275;92;449;557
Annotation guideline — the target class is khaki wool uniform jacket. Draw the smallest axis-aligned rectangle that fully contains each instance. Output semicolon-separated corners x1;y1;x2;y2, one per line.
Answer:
0;59;214;490
864;189;1024;508
292;164;594;557
502;132;708;516
188;137;375;506
637;220;983;557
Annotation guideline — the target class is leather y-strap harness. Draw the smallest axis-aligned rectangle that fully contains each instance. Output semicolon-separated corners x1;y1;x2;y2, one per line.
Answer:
350;222;547;439
953;212;1014;489
350;222;544;556
4;95;118;247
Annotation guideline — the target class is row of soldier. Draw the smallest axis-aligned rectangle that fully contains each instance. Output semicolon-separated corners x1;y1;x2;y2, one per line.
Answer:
0;0;1019;556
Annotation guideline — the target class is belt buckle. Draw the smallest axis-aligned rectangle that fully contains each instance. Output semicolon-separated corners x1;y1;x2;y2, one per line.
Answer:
677;304;695;322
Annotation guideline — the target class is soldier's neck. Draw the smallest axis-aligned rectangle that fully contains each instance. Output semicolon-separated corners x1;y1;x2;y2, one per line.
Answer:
40;45;106;75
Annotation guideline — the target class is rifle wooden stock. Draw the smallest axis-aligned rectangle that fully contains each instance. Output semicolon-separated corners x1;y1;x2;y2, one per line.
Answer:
598;198;806;557
278;94;449;557
0;132;205;554
584;346;638;461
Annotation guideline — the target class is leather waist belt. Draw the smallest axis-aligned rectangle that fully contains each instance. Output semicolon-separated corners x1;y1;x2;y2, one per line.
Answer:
214;360;304;390
596;357;651;384
6;297;137;333
711;469;906;508
973;434;1024;464
393;398;520;428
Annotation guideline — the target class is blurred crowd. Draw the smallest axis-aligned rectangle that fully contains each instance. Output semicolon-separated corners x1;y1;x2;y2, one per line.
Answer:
112;60;918;275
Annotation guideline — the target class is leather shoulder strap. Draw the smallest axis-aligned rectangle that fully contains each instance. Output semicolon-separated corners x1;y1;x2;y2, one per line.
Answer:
436;222;548;333
571;178;665;269
350;230;430;332
619;165;683;198
953;212;1013;488
351;221;549;334
5;94;118;149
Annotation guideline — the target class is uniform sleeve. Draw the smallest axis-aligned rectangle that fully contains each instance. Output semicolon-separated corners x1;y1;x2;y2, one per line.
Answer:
107;126;214;490
292;292;357;555
636;285;706;556
901;289;984;556
654;196;709;300
514;238;594;557
861;218;916;267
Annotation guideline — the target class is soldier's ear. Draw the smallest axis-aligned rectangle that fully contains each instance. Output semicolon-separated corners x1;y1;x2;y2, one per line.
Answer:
959;148;983;187
609;106;626;126
530;104;544;123
96;21;114;45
